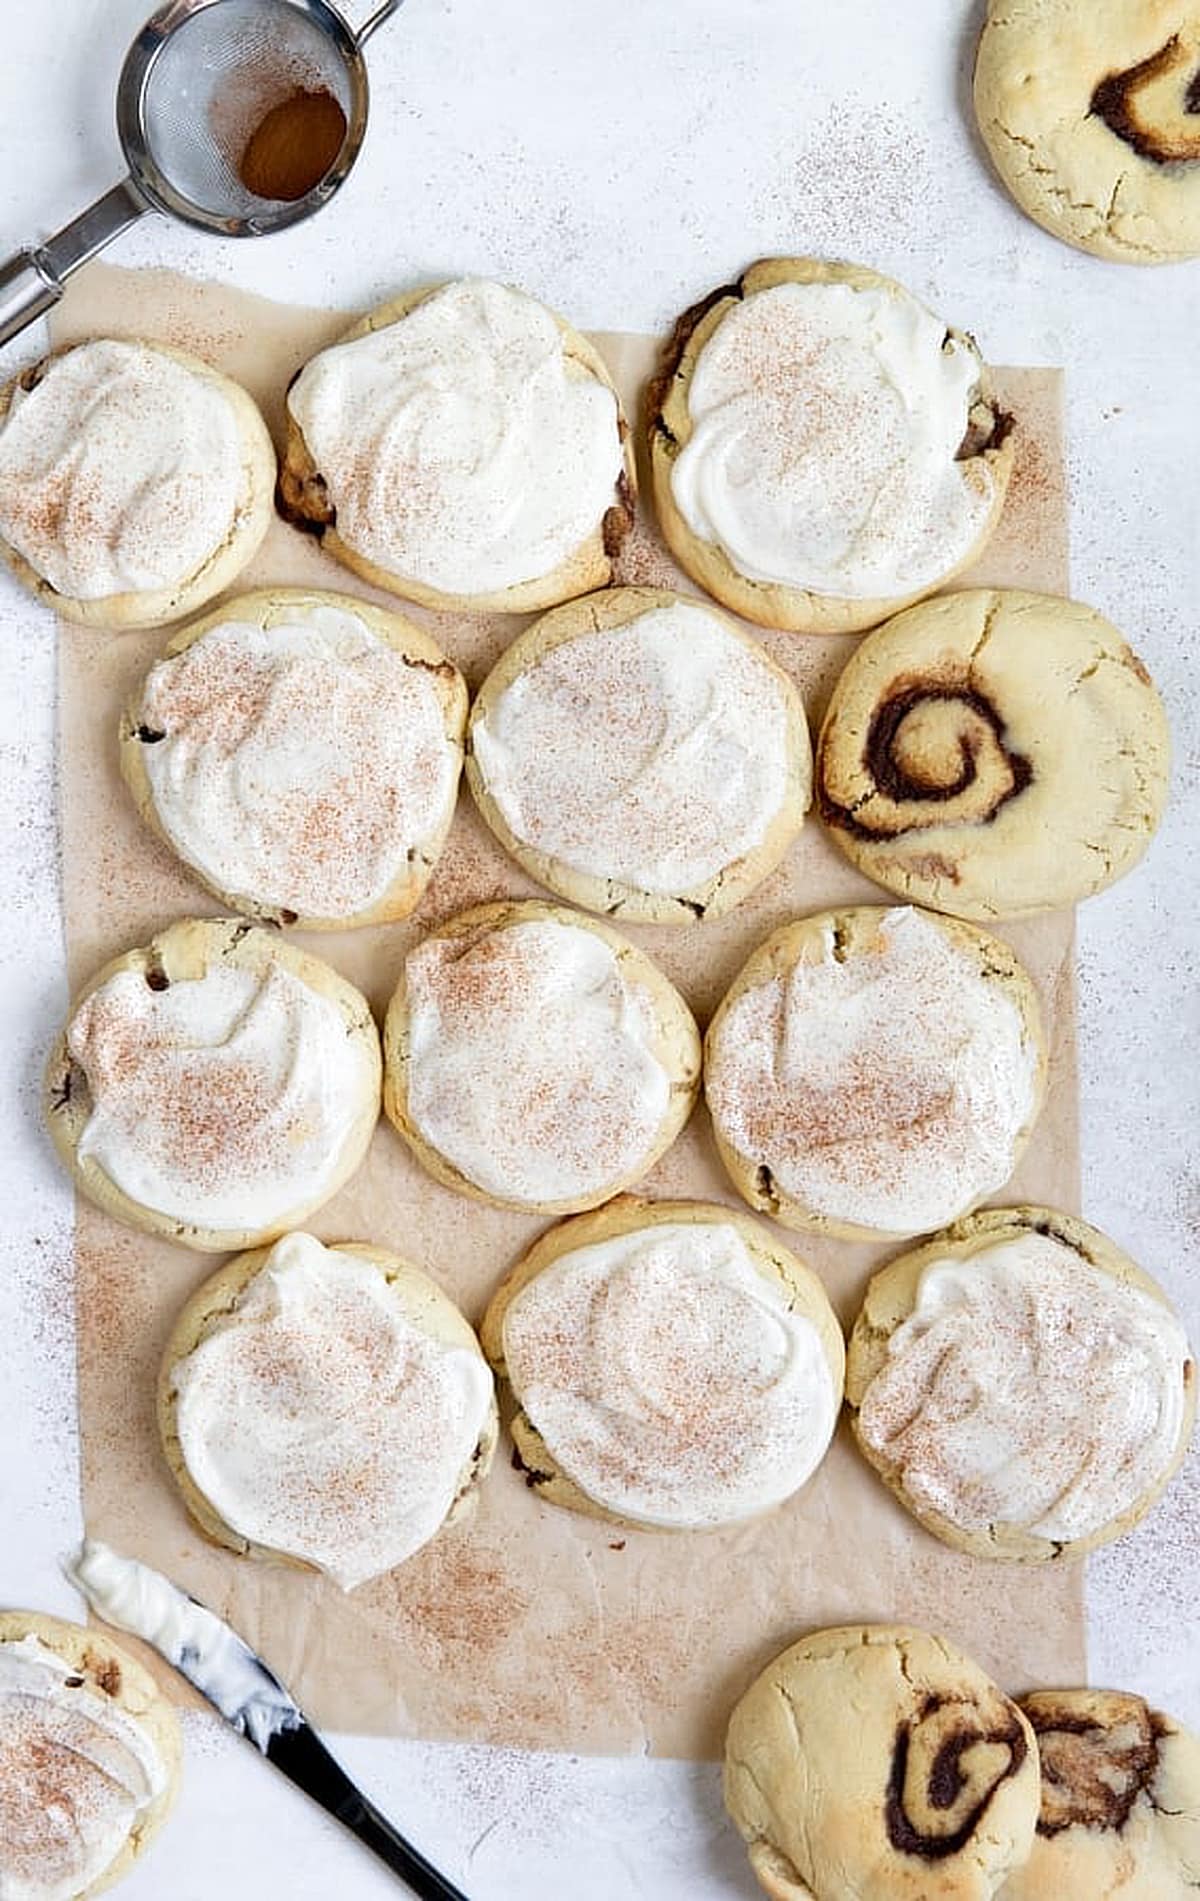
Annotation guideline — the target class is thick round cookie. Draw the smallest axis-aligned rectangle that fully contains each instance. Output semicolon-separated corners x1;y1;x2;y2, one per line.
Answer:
818;589;1170;919
480;1197;844;1530
279;277;635;613
45;917;381;1252
0;338;275;629
975;1;1200;264
647;257;1013;635
121;588;467;930
0;1609;181;1899
158;1232;497;1589
847;1206;1196;1562
724;1623;1040;1900
383;900;700;1214
1002;1690;1200;1898
704;906;1046;1241
466;585;811;923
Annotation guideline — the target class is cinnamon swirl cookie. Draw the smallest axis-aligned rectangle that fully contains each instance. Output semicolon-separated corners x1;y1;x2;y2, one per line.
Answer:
466;586;810;922
121;589;466;930
724;1623;1040;1900
647;258;1013;635
0;339;274;629
279;277;634;612
481;1198;844;1530
975;1;1200;263
383;902;700;1214
818;589;1170;919
45;917;381;1252
847;1207;1195;1561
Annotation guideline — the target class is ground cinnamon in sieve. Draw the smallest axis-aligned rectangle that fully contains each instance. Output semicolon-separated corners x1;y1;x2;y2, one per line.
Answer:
238;87;347;201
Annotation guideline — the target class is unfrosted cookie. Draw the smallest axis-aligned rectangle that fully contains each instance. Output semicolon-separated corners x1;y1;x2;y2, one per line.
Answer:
383;901;700;1213
0;1610;181;1899
724;1623;1040;1900
0;339;274;629
45;917;381;1252
647;257;1013;635
121;588;467;930
466;585;811;922
480;1197;843;1530
847;1206;1195;1562
704;906;1046;1240
279;277;635;612
975;1;1200;264
158;1231;497;1589
817;589;1170;919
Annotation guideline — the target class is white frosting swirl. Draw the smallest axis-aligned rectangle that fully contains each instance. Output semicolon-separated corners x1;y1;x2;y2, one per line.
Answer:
857;1233;1192;1542
170;1234;494;1589
0;1635;167;1901
706;907;1039;1234
288;278;624;596
68;958;378;1233
502;1220;839;1527
471;601;800;893
136;603;461;919
670;280;995;599
0;340;247;600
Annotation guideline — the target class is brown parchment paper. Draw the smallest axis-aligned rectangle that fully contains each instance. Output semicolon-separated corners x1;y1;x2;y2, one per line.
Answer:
51;264;1083;1757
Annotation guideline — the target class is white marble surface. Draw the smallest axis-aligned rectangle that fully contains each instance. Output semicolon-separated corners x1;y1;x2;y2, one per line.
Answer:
0;0;1197;1894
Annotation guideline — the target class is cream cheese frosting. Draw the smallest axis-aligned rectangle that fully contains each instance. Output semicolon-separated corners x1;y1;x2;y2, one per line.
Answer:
288;278;624;595
471;601;798;893
0;340;246;600
67;960;377;1232
404;917;674;1204
856;1233;1192;1542
706;907;1038;1233
169;1234;494;1589
136;603;460;919
502;1220;839;1527
670;280;995;599
0;1635;168;1901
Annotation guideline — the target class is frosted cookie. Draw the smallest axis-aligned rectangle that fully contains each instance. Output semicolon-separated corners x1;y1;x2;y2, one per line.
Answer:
647;257;1013;635
467;586;811;922
0;1610;181;1899
847;1206;1195;1561
121;589;467;930
704;906;1045;1241
383;901;700;1213
158;1231;497;1589
725;1623;1039;1900
0;339;274;629
975;2;1200;264
45;917;381;1252
818;589;1170;919
480;1198;843;1529
279;277;634;612
1002;1690;1200;1899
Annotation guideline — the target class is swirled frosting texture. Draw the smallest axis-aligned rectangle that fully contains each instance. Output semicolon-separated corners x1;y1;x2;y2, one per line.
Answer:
288;279;624;595
857;1234;1191;1542
670;280;994;599
0;340;245;600
502;1221;838;1526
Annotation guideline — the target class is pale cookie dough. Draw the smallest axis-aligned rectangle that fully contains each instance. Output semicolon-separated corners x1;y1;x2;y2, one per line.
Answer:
279;277;635;613
0;1609;181;1900
975;0;1200;263
121;588;467;930
647;257;1013;635
466;585;811;923
817;589;1170;919
480;1197;844;1531
846;1206;1196;1562
724;1623;1040;1901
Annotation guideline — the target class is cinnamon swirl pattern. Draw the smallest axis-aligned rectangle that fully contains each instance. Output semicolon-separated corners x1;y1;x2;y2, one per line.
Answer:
817;589;1170;920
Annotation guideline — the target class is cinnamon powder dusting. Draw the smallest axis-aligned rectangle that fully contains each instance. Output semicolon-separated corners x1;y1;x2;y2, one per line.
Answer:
238;88;348;202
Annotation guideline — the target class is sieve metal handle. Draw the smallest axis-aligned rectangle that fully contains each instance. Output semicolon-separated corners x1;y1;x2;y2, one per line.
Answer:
0;178;148;350
350;0;405;48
